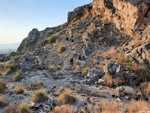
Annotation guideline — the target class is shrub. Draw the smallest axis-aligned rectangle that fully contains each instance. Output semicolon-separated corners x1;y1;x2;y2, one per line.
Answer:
0;96;7;107
48;35;57;43
16;86;24;94
57;45;66;53
13;70;22;82
54;105;73;113
100;99;124;113
114;53;150;82
31;89;48;103
58;90;76;104
76;60;80;65
57;65;61;70
82;67;90;75
4;68;12;75
76;65;80;70
49;65;55;72
0;79;7;93
93;58;98;64
20;102;31;113
128;100;148;113
6;64;16;71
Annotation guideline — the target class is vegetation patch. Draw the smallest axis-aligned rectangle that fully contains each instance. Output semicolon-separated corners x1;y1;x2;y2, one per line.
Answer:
13;70;22;82
54;105;73;113
16;86;24;94
0;79;7;93
82;67;90;75
128;100;148;113
0;96;7;108
48;35;57;44
49;65;55;72
57;45;66;53
58;90;76;104
31;89;48;103
20;102;31;113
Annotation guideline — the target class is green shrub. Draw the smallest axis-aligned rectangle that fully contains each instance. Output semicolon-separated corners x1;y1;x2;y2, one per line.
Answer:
48;35;57;44
31;89;48;103
13;70;22;82
82;67;90;75
57;65;61;70
20;102;31;113
16;86;24;94
58;90;76;104
0;79;7;93
49;65;55;72
6;64;16;71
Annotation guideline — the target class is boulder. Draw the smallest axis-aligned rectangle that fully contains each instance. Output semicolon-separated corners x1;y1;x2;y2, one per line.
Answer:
116;86;137;95
87;69;104;81
105;62;124;78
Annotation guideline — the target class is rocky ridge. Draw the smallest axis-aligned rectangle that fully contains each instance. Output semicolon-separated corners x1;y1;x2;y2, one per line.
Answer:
1;0;150;113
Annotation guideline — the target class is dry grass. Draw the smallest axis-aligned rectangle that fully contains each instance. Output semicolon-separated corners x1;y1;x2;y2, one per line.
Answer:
93;59;99;64
0;96;7;107
13;70;22;82
16;86;24;94
31;89;48;103
100;99;124;113
76;65;81;70
57;45;66;53
103;47;116;62
58;90;76;104
20;102;31;113
54;105;73;113
128;100;148;113
0;79;7;93
49;65;55;72
64;53;69;58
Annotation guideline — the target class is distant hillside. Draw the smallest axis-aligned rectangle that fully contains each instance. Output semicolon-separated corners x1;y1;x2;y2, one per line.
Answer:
0;43;20;54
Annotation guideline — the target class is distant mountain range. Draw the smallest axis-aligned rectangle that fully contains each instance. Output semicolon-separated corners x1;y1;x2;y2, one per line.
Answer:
0;43;20;54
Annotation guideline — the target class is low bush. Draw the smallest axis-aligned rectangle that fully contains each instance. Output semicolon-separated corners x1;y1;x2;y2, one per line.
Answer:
93;58;98;64
57;65;61;70
128;100;148;113
57;45;66;53
31;89;48;103
0;96;7;107
49;65;55;72
20;102;31;113
58;90;76;104
54;105;73;113
48;35;57;44
13;70;22;82
0;79;7;93
82;67;90;75
16;86;24;94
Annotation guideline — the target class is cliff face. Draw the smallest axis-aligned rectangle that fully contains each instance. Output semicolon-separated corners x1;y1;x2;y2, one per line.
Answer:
92;0;150;35
18;0;150;53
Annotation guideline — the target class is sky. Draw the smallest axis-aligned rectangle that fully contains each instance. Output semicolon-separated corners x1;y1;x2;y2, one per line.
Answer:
0;0;93;44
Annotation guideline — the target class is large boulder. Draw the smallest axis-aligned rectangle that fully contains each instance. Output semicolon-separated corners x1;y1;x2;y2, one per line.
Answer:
116;86;137;95
105;62;124;78
87;69;104;81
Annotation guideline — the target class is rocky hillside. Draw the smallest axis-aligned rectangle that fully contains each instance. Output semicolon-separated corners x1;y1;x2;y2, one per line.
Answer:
1;0;150;113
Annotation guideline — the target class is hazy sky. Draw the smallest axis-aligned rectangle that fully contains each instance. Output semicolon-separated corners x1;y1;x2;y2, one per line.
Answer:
0;0;92;44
